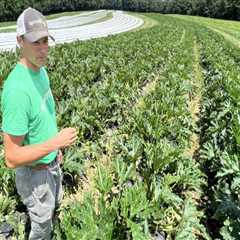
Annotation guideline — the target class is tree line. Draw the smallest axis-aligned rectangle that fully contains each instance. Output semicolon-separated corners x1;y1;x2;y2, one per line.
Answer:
0;0;239;22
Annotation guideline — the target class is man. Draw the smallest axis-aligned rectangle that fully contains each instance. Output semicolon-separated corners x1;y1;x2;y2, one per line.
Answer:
1;7;77;239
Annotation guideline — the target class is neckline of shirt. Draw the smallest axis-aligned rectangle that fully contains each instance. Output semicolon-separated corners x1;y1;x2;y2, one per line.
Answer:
17;62;42;76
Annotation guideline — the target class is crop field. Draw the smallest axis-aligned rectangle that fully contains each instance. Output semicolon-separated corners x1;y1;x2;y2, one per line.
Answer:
0;11;240;240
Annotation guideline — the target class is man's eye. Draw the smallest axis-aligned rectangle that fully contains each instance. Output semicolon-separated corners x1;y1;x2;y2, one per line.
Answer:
32;38;48;45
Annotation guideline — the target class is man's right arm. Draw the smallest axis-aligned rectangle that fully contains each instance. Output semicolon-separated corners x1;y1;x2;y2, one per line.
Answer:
4;127;77;168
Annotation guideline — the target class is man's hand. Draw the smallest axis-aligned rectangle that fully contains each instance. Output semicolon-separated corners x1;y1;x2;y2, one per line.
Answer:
54;128;78;148
3;128;78;169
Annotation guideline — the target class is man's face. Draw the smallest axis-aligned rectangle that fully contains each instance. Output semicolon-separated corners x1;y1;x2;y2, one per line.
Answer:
18;36;49;68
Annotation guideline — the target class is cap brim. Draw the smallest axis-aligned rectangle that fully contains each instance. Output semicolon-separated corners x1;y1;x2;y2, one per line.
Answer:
24;31;55;42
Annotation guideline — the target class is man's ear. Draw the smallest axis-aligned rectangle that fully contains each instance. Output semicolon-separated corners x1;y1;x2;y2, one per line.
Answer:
16;36;24;48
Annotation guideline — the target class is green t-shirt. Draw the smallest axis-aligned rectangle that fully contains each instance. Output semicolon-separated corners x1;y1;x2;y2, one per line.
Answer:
1;63;58;165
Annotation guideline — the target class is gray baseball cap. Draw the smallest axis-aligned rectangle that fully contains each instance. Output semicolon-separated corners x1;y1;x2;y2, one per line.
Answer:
17;7;54;42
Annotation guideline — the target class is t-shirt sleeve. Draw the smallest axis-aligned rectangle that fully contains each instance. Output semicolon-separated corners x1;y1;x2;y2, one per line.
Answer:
1;90;30;136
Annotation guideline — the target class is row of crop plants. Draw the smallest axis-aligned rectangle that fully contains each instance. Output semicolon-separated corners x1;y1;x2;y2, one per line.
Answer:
192;21;240;239
56;16;209;240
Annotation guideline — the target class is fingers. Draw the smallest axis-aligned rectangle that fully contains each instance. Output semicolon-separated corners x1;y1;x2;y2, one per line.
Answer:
59;127;78;148
71;132;77;138
67;128;78;139
64;134;78;147
69;136;78;145
68;127;77;133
